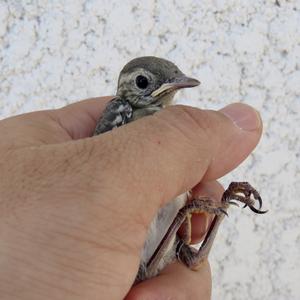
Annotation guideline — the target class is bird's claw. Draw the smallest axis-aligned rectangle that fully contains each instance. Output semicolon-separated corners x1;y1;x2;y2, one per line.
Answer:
219;208;229;216
223;182;267;214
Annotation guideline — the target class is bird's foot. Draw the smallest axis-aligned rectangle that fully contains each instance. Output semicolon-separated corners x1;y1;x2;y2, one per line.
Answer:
222;181;267;214
176;182;267;270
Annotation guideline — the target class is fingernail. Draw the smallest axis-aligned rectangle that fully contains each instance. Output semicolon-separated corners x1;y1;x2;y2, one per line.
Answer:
221;103;261;131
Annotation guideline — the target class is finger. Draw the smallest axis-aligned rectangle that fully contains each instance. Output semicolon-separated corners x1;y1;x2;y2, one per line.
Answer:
178;181;225;244
0;97;113;148
54;96;113;139
125;260;211;300
76;103;262;216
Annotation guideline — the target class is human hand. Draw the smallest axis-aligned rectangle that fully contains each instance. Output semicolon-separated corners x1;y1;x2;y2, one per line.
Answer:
0;97;262;299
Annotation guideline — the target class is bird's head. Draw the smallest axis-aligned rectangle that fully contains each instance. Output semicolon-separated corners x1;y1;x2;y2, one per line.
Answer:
116;56;200;108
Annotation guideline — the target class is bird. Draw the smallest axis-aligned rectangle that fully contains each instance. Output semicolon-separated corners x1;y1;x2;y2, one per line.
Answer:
94;56;266;283
94;56;200;135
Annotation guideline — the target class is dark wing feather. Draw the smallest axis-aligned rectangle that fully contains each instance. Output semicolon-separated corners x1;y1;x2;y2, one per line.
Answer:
94;97;133;135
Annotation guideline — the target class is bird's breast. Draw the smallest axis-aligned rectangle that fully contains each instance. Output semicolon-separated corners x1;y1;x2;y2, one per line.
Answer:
140;193;187;266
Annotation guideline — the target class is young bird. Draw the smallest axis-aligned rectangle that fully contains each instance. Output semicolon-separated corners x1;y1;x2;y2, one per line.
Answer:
94;56;266;283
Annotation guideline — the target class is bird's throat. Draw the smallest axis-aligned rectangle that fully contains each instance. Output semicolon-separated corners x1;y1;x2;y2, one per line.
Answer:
153;90;176;107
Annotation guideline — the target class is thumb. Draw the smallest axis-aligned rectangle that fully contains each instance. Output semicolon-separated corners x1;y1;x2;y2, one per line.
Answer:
58;103;262;223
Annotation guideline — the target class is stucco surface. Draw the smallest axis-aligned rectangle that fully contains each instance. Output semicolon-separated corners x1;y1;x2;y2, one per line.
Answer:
0;1;299;299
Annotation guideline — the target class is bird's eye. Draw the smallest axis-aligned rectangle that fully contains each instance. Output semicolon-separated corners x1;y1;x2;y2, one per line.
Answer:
135;75;149;89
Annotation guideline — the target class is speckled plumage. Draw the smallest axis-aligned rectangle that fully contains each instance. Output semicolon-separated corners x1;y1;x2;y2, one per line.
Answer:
95;56;199;133
94;97;132;134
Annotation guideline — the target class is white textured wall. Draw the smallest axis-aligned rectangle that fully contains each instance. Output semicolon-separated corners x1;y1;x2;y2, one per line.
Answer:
0;1;299;299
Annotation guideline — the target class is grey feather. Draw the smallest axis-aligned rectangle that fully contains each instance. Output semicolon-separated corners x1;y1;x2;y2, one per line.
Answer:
94;97;133;134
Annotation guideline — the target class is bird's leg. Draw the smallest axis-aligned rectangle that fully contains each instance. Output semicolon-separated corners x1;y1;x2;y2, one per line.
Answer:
177;182;267;269
146;182;266;275
175;198;229;269
146;197;228;277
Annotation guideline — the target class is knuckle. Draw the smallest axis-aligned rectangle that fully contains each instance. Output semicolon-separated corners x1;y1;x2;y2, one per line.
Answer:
161;105;215;146
174;105;214;134
76;132;136;189
72;137;96;165
70;136;117;175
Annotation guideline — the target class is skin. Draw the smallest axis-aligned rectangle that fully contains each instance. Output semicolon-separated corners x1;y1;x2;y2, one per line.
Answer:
0;97;262;300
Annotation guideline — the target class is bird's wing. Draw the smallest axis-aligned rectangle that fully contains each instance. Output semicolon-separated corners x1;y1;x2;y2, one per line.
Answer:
94;97;133;135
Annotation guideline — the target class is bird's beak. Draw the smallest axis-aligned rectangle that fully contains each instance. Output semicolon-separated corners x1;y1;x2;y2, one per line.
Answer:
151;76;200;98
